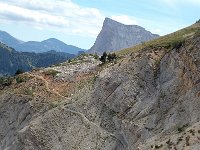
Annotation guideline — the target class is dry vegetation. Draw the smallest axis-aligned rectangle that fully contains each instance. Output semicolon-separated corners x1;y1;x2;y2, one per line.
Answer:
117;23;200;56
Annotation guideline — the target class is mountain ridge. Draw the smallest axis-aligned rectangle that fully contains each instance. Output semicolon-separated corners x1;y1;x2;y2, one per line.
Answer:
0;30;85;54
0;30;23;47
0;42;75;75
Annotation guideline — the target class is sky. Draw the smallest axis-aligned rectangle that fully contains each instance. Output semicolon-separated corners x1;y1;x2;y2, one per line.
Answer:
0;0;199;50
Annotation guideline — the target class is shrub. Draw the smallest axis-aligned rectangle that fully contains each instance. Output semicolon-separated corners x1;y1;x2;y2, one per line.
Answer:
100;52;117;64
178;127;184;133
93;53;99;59
43;69;60;77
50;101;59;108
170;39;185;49
24;88;33;96
166;139;173;146
15;74;32;84
189;129;195;135
15;69;24;76
177;124;188;133
100;52;107;63
68;59;72;63
186;135;190;146
0;76;13;87
107;53;117;62
196;19;200;23
16;76;25;83
155;144;163;149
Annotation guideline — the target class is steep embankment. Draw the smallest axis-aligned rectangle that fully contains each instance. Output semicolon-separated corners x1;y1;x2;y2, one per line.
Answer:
0;23;200;150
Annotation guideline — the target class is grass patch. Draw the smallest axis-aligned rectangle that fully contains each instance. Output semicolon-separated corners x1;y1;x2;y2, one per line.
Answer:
43;69;60;77
50;101;60;108
117;23;200;56
16;76;25;83
23;88;33;96
15;74;32;83
0;76;13;87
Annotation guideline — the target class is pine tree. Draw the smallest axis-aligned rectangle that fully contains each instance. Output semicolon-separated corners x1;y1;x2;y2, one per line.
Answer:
107;53;116;61
100;52;107;63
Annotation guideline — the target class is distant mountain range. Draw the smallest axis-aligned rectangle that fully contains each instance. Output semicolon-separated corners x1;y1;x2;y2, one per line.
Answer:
87;18;159;54
0;30;85;55
0;42;75;75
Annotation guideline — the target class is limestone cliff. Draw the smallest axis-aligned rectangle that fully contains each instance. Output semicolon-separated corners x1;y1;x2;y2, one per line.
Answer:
87;18;159;54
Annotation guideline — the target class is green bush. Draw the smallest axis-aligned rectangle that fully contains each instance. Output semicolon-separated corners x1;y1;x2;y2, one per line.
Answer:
100;52;117;63
15;69;24;76
16;76;25;83
15;74;32;84
24;88;33;96
93;53;99;59
43;69;60;77
100;52;107;63
107;53;117;62
68;59;72;63
0;77;13;87
170;39;185;49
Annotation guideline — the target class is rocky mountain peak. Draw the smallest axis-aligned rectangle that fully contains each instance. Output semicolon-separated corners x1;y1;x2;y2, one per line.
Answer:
103;17;143;29
0;30;23;47
87;17;159;54
103;17;124;27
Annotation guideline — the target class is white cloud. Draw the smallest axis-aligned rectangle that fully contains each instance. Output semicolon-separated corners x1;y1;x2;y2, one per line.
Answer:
111;15;138;25
0;0;189;41
0;0;105;37
0;3;69;27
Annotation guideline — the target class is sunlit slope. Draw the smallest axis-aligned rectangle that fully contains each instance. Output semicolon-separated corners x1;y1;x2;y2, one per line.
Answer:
117;23;200;56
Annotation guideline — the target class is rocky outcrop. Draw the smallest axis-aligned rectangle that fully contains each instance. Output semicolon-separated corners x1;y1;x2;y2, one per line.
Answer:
87;18;159;54
0;24;200;149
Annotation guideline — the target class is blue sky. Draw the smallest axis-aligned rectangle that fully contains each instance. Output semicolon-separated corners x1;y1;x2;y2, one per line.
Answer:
0;0;199;50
